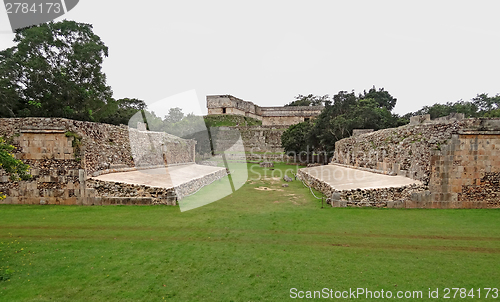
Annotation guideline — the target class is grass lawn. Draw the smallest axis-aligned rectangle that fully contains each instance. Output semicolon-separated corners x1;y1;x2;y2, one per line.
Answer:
0;163;499;301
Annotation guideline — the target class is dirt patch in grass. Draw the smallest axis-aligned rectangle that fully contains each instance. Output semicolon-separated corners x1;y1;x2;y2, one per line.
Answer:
255;187;273;191
254;187;284;192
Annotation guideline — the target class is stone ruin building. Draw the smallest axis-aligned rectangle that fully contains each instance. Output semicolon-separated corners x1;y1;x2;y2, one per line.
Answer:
207;95;324;126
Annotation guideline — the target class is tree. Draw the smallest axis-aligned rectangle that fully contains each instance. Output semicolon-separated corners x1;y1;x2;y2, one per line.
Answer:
285;94;329;107
359;86;397;111
411;100;479;119
281;121;314;154
0;20;112;121
97;98;146;125
164;107;185;124
311;96;400;153
472;93;500;113
0;47;21;118
0;138;31;199
283;88;402;154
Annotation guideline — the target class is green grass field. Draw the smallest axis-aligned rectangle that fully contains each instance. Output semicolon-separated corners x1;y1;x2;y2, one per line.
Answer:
1;163;499;301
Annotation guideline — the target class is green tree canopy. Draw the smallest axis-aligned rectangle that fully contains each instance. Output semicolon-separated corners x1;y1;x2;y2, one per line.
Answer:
281;121;314;154
0;47;21;117
97;98;147;125
359;86;397;111
164;107;185;124
472;93;500;113
282;89;404;155
285;94;328;107
0;20;112;121
406;93;500;120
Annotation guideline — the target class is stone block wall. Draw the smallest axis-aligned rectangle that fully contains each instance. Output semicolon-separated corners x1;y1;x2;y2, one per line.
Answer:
261;116;305;126
297;168;427;208
0;128;86;205
409;114;430;125
332;116;500;207
207;95;260;119
429;128;500;207
0;118;134;174
205;126;288;162
352;129;374;136
85;168;227;205
206;95;323;126
0;118;198;206
204;125;325;163
128;128;195;168
85;179;178;205
334;118;479;184
17;129;76;160
259;106;323;126
0;118;195;175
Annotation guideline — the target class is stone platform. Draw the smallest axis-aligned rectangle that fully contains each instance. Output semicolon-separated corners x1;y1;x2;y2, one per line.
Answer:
297;164;426;208
301;164;421;191
84;163;228;206
91;164;226;189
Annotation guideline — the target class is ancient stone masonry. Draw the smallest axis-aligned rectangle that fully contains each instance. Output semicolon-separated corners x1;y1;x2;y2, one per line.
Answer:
205;126;289;163
0;128;85;205
128;128;195;168
330;115;500;208
85;179;177;206
85;168;227;206
207;95;323;126
352;129;374;136
202;124;328;163
0;118;196;175
0;118;200;206
334;116;477;184
297;168;426;208
205;95;324;162
0;118;132;175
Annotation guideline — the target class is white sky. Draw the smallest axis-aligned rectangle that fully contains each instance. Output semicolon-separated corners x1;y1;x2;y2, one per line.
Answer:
1;1;499;116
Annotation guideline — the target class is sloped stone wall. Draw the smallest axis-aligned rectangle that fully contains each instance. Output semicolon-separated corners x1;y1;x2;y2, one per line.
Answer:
128;129;195;168
332;117;500;207
0;118;197;205
206;126;288;162
334;118;479;184
0;118;134;174
0;118;195;175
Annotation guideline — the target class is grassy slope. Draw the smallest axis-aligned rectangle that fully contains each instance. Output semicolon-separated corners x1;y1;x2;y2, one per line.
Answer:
0;164;499;301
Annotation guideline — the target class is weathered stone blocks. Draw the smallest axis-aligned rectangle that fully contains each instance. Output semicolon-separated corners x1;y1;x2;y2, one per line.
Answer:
333;117;500;207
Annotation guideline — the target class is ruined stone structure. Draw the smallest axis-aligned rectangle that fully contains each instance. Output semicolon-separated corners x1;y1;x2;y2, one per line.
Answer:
300;114;500;208
207;95;323;126
0;118;225;206
209;126;288;162
352;129;374;136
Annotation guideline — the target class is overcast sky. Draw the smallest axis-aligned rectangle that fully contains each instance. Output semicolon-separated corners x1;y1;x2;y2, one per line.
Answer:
1;1;499;116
